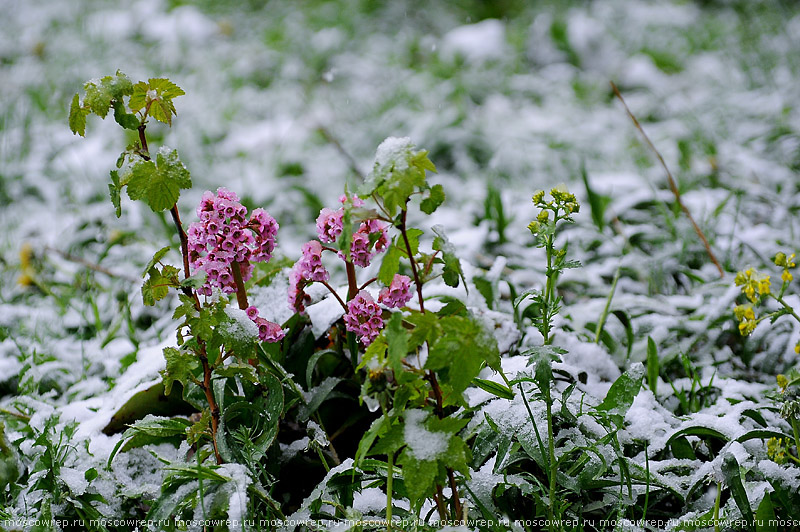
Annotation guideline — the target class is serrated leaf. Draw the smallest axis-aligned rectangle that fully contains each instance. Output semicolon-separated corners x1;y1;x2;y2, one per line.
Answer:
142;267;169;306
432;225;465;289
161;347;198;396
186;409;210;446
142;246;172;278
126;149;191;212
397;449;438;505
420;183;445;214
378;245;401;286
425;315;499;403
68;93;87;136
109;170;122;217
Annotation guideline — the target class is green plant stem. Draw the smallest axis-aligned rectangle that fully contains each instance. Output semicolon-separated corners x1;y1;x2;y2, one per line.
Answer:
140;123;222;464
543;231;555;346
595;265;621;344
713;481;722;532
546;387;556;532
772;295;800;324
643;441;650;523
792;418;800;460
399;208;424;312
386;452;394;530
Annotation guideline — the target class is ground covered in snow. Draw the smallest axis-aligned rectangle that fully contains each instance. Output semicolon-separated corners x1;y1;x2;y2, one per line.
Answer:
2;0;800;531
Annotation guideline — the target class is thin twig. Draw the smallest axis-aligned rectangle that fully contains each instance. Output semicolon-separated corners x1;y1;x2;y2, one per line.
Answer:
317;126;364;179
610;81;724;278
320;280;349;312
44;247;137;282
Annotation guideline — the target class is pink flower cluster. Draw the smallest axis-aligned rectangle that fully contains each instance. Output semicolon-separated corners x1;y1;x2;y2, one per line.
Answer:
288;241;329;314
343;291;384;346
378;274;413;308
188;188;283;342
247;306;285;342
314;195;388;268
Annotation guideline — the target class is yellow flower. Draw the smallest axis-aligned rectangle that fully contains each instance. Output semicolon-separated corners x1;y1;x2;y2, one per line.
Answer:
757;276;771;295
538;210;549;223
782;269;793;283
777;374;789;391
738;319;757;336
795;342;800;355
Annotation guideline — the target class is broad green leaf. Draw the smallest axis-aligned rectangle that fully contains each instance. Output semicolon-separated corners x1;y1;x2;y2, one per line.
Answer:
420;183;445;214
113;99;139;130
161;347;198;396
722;453;754;522
180;269;207;290
361;138;436;216
403;228;424;257
68;93;87;136
595;363;645;419
755;492;777;532
397;450;438;505
108;415;192;467
356;416;390;467
378;245;401;286
126;149;191;212
385;312;408;374
129;78;185;125
82;71;133;119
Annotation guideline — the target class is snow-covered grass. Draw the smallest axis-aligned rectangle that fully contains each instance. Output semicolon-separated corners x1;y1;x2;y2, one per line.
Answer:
2;0;800;530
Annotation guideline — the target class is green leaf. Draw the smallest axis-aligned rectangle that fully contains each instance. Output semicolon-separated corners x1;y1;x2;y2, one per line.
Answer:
472;378;514;400
186;409;210;446
665;426;729;449
161;347;199;396
213;362;258;384
420;184;445;214
425;315;499;403
612;310;634;361
403;228;424;257
595;363;645;420
361;138;435;216
113;99;140;130
68;93;87;136
142;267;170;306
397;449;438;505
581;164;611;231
646;336;659;396
385;312;408;374
356;416;390;467
722;453;754;522
108;415;191;467
181;269;207;290
82;71;133;119
378;245;402;286
432;225;466;289
126;149;191;212
130;78;185;125
755;492;777;532
142;246;172;278
109;170;122;217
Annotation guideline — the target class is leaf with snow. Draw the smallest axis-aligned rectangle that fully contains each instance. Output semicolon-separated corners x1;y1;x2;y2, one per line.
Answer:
161;347;199;396
126;148;191;212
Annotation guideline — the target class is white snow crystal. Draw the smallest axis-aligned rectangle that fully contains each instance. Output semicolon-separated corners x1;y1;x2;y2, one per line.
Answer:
404;410;449;461
223;307;259;342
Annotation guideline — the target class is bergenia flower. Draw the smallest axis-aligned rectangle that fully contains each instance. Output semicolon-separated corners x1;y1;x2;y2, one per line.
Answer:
344;290;384;346
378;274;413;308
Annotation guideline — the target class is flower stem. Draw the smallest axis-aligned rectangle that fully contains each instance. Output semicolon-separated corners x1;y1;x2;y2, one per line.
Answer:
320;280;349;312
231;261;249;310
399;208;424;313
386;451;394;529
